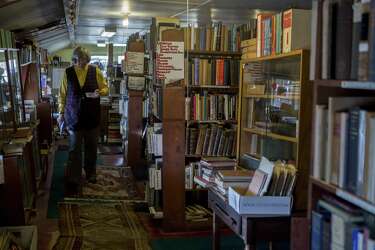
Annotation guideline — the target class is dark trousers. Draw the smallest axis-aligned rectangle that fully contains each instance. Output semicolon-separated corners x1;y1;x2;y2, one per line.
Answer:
67;126;99;184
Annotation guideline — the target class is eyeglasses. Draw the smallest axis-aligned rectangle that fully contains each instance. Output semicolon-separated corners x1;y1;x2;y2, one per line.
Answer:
72;57;79;64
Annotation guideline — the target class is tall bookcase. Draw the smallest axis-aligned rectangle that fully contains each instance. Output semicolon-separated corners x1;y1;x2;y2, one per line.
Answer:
237;50;312;249
309;0;375;249
237;50;312;211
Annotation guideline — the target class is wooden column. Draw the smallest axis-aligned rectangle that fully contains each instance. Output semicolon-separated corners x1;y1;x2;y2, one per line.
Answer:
162;86;185;231
127;90;143;171
0;156;25;226
37;102;53;146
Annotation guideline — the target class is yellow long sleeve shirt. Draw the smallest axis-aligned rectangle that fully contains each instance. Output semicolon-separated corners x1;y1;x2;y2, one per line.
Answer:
58;64;108;113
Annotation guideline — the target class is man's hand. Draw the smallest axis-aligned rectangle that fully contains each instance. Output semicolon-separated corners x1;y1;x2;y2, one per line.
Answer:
57;113;64;127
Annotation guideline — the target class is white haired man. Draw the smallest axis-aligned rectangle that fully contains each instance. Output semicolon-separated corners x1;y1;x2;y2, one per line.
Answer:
57;46;108;194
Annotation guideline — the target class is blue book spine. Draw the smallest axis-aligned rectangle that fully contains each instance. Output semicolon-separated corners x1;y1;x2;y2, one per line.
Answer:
194;58;199;85
312;211;324;250
346;108;360;193
352;228;360;250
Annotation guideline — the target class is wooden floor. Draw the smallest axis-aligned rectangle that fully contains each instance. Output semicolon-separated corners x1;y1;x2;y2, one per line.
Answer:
31;144;59;250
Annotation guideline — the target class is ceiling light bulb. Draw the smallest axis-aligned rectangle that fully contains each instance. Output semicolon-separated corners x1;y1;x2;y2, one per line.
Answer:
123;16;129;27
122;2;129;13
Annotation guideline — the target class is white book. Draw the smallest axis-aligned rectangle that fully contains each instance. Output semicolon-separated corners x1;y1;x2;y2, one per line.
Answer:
149;167;155;188
313;105;327;180
358;231;364;250
155;169;162;190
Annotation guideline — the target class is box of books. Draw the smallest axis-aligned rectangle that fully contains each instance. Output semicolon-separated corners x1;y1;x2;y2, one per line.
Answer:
227;157;296;215
0;225;37;250
228;187;292;215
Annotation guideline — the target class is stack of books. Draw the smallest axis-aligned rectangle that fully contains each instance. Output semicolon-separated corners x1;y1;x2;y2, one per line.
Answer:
213;169;253;197
186;204;212;222
241;39;257;60
193;157;236;188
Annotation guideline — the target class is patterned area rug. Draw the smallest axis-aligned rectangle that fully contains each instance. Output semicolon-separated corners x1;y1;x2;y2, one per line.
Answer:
98;154;124;167
53;202;150;250
71;166;142;201
98;145;123;155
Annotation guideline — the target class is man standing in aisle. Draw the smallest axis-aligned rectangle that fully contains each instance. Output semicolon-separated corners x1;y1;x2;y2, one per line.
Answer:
57;46;108;194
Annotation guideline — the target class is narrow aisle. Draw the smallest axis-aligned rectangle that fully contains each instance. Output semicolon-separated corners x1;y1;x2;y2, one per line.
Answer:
41;140;150;250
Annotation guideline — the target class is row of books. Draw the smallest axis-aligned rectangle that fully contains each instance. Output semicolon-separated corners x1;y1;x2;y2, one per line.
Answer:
148;162;162;190
238;19;258;41
0;29;14;48
146;123;163;157
19;45;38;64
187;58;240;86
151;87;162;120
257;9;311;57
185;125;236;157
248;133;295;161
311;197;375;250
313;97;375;204
184;23;241;52
185;94;237;121
314;0;375;81
107;99;122;143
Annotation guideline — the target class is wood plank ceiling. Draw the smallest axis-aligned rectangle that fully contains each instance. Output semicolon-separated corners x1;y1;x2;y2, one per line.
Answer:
0;0;312;52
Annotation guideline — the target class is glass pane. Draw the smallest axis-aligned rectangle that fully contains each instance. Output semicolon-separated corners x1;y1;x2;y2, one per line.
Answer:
8;50;24;124
0;51;14;133
240;54;300;164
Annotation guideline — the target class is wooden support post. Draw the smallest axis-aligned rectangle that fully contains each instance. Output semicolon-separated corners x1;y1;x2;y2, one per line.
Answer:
162;86;185;231
127;90;144;171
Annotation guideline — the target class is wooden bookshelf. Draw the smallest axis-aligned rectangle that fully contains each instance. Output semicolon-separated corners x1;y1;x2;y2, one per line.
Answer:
308;1;375;249
186;50;241;57
242;49;306;63
243;127;298;143
186;120;237;125
310;177;375;215
237;49;312;250
21;62;41;104
244;94;300;100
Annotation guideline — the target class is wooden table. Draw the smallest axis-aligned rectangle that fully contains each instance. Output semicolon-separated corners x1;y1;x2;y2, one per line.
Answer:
208;189;291;250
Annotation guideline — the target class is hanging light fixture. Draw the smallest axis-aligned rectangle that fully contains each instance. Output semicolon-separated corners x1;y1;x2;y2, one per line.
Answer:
122;15;129;27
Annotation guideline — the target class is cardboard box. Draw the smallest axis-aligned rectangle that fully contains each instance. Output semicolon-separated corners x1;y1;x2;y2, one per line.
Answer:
0;225;37;250
228;187;292;215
